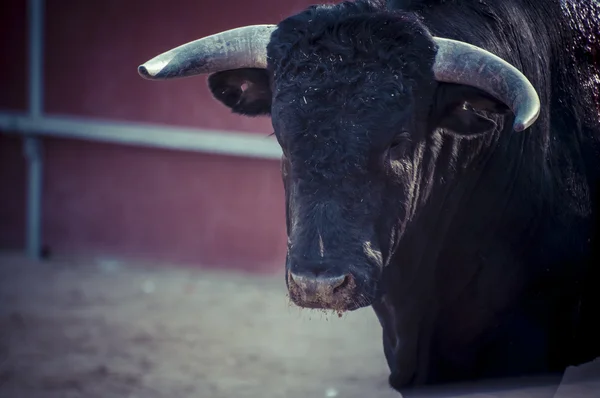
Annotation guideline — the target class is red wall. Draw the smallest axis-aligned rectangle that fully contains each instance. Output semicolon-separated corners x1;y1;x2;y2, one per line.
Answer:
40;138;286;272
0;0;27;111
0;0;318;272
0;135;27;250
44;0;310;132
0;0;27;249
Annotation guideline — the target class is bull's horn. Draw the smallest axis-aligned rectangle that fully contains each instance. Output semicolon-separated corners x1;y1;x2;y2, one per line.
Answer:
138;24;277;80
432;37;540;132
138;25;540;131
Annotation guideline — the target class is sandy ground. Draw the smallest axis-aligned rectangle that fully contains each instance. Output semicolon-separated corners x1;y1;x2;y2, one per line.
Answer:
0;252;598;398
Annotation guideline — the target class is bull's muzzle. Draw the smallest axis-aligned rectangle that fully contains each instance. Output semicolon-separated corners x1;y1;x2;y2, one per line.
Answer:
286;270;358;311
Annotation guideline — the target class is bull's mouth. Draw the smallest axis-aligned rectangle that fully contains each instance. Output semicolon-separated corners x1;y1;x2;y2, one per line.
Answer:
286;271;372;313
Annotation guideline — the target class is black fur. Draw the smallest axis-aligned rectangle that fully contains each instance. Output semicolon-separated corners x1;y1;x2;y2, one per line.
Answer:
207;0;600;394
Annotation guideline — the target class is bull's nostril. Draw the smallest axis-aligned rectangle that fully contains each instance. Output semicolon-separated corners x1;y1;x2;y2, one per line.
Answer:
288;272;351;293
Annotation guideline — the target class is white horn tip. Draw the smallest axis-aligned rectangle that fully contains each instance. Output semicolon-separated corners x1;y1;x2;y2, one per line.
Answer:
513;102;540;132
513;121;527;132
138;60;169;79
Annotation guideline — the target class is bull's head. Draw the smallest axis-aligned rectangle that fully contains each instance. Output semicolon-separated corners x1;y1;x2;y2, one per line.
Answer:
138;1;540;313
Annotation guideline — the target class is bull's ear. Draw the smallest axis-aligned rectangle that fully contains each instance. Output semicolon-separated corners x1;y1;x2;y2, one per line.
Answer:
207;68;272;116
435;83;510;136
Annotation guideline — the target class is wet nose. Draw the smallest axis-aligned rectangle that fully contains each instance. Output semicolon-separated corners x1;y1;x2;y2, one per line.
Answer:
289;271;348;294
287;267;355;309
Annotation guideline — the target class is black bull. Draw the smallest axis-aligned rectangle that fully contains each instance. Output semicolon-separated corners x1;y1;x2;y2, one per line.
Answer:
137;0;600;394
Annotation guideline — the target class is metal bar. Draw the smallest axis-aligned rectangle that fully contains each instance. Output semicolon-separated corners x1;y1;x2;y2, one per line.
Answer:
24;0;45;260
23;137;43;259
29;0;43;118
0;112;283;159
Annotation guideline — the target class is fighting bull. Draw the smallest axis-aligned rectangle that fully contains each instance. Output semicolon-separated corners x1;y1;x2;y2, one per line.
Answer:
138;0;600;394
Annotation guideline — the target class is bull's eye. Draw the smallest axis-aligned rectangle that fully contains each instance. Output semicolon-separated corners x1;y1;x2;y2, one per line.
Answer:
391;131;410;148
390;138;403;150
388;131;410;158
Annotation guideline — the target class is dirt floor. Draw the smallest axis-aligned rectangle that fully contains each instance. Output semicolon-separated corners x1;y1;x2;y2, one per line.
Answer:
0;252;598;398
